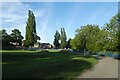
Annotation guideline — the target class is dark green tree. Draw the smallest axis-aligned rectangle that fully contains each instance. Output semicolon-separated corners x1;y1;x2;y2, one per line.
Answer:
60;28;67;49
25;10;40;47
0;29;12;46
53;30;60;49
10;29;23;46
66;38;71;49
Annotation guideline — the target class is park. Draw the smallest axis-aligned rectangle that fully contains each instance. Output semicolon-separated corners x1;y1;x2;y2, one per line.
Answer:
1;2;120;80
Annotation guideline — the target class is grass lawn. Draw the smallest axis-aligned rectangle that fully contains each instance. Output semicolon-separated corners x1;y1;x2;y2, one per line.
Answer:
1;50;98;79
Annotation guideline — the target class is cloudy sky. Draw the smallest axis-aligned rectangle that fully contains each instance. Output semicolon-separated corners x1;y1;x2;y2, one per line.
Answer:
1;2;118;44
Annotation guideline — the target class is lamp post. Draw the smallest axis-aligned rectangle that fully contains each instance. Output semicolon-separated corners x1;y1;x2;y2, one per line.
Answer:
83;33;86;56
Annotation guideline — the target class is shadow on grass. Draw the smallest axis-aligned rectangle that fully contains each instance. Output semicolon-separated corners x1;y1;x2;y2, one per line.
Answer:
2;51;96;79
2;51;78;62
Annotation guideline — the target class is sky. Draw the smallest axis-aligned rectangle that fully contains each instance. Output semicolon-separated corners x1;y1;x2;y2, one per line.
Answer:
1;2;118;44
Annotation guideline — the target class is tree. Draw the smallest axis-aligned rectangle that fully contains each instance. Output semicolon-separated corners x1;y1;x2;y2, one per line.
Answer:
0;29;12;46
53;30;60;49
117;13;120;52
70;14;120;53
97;29;109;51
104;14;120;51
10;29;23;46
71;24;101;52
66;38;71;49
25;10;40;47
60;28;67;49
70;38;78;50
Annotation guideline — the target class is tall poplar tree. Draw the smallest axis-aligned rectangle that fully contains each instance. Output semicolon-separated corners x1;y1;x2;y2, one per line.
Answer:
25;10;37;46
60;28;67;49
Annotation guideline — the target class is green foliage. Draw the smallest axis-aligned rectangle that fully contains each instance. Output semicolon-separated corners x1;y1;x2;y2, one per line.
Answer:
37;35;41;41
66;38;71;49
60;28;67;49
97;30;109;51
70;38;77;50
70;14;120;52
104;14;120;51
53;30;60;49
22;40;30;47
10;29;23;46
0;29;12;46
117;14;120;52
25;10;40;47
71;24;101;52
0;29;24;47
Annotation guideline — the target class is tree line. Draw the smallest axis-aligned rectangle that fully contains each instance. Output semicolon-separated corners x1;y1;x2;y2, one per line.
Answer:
53;14;120;53
0;29;23;47
1;10;40;48
53;28;71;49
70;14;120;52
1;10;120;52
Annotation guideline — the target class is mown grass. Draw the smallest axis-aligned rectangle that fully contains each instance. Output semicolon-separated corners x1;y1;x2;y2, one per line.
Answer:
1;50;98;80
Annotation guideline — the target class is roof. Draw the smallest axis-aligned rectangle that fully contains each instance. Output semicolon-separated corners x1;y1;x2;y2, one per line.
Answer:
40;43;51;45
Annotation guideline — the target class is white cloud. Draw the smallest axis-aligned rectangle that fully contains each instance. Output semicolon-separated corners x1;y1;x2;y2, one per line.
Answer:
40;10;51;33
36;3;53;33
86;5;117;26
1;2;30;22
36;4;54;44
1;2;46;40
66;4;83;32
34;10;45;18
1;2;30;39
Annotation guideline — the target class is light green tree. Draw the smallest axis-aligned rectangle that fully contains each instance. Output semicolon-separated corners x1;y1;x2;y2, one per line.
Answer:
71;24;102;52
104;14;120;51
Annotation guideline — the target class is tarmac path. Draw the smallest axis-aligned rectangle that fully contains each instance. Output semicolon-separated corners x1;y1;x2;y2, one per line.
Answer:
78;57;118;78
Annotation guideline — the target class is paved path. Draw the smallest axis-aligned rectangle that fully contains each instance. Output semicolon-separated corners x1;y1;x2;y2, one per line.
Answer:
78;57;118;78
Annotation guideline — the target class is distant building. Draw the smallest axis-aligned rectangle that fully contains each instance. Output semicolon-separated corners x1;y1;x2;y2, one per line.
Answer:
10;42;19;46
34;42;40;48
22;41;53;49
40;43;53;49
